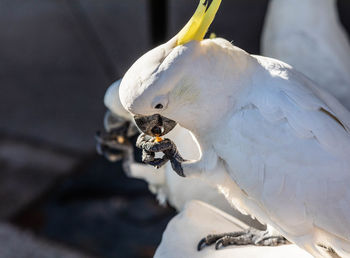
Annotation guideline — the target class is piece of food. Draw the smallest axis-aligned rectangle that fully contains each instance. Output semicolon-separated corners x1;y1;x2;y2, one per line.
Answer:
155;136;163;143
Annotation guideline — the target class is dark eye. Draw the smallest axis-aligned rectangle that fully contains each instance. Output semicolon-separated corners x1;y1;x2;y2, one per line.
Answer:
154;103;163;109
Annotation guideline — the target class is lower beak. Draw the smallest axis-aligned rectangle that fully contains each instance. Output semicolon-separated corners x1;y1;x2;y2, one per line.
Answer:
134;114;177;137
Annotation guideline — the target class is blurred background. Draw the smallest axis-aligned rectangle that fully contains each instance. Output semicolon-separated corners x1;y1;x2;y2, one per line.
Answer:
0;0;350;257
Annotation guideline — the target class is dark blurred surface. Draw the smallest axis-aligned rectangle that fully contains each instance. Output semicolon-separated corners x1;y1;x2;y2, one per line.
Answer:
13;155;175;258
0;0;150;152
0;0;349;257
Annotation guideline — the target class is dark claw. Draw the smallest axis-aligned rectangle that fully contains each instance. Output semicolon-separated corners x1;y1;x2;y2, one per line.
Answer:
215;239;224;250
197;238;207;251
148;157;170;168
170;159;185;177
197;234;225;251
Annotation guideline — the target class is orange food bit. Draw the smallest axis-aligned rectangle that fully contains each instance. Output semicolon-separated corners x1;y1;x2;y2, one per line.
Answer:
117;136;125;144
155;136;163;143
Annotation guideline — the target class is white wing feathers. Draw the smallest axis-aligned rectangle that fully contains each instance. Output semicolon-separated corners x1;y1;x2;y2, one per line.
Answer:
253;56;350;157
220;56;350;249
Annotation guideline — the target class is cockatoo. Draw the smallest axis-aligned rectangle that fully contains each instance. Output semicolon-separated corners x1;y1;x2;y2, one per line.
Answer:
98;79;264;228
95;79;138;174
119;0;350;257
262;0;350;109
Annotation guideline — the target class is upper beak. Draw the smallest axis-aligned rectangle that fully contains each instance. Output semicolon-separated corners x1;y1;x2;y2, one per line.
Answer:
134;114;177;137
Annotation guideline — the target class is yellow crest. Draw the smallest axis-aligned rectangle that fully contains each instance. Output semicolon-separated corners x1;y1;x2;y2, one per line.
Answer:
176;0;222;46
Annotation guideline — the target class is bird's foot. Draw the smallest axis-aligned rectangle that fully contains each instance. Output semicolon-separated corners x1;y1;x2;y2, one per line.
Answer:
136;133;186;177
197;228;288;251
95;127;133;162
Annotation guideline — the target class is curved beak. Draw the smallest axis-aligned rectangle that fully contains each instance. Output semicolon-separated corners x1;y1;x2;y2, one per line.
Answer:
134;114;177;137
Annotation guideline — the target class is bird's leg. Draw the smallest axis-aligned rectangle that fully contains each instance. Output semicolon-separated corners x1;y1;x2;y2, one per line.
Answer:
95;127;133;162
137;134;171;169
198;228;288;251
136;134;186;177
148;155;170;169
96;111;137;163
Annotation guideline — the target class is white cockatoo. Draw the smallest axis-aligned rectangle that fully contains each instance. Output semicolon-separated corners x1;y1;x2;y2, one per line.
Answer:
99;79;263;228
119;0;350;256
262;0;350;109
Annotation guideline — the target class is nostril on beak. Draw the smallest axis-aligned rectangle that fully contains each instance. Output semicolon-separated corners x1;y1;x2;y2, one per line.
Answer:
155;104;163;109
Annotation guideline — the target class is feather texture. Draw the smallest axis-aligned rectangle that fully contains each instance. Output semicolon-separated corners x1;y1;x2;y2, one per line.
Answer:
262;0;350;109
210;53;350;256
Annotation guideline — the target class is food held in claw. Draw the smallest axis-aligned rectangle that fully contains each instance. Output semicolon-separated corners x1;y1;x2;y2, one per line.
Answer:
155;135;163;143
